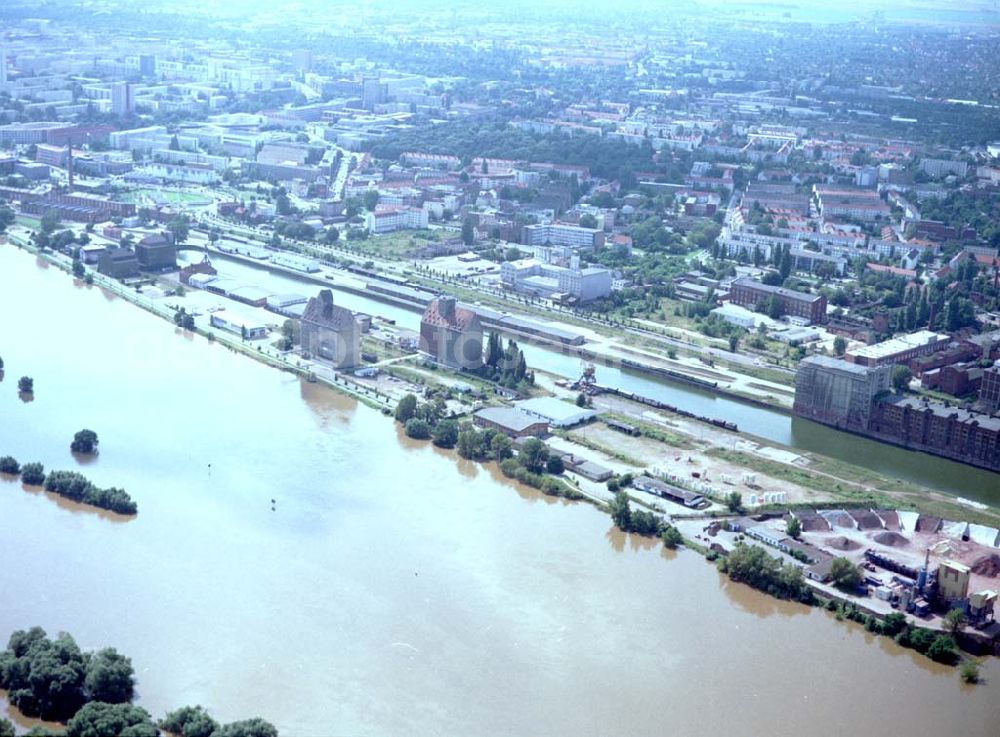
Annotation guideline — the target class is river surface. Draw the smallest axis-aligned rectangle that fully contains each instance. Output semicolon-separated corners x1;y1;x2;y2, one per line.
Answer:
179;250;1000;503
3;245;997;736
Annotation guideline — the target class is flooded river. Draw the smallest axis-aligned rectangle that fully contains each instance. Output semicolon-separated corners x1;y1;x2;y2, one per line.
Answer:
1;245;997;736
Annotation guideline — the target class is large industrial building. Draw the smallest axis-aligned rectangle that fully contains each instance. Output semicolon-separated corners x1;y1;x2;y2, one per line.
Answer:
97;247;140;279
300;289;361;369
419;296;483;370
794;355;1000;472
135;232;177;272
793;355;891;431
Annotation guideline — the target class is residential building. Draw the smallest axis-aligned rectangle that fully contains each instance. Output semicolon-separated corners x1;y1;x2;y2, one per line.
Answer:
419;296;483;370
300;289;361;369
362;76;386;110
919;159;968;179
0;122;74;145
522;223;605;250
814;185;891;222
869;396;1000;472
365;207;428;234
108;125;169;150
110;82;134;115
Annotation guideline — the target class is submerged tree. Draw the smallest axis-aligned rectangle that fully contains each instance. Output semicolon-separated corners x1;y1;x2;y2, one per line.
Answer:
71;429;99;454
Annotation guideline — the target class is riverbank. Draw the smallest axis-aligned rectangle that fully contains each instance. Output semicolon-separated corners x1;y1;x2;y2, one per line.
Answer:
174;240;1000;504
3;238;397;416
670;514;999;662
7;238;999;527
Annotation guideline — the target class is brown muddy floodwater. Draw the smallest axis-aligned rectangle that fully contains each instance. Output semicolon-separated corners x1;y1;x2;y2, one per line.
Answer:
0;244;998;736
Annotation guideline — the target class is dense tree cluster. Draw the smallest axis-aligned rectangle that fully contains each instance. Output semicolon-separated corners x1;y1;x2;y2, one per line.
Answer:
173;308;196;331
370;120;655;182
481;334;532;389
0;629;279;736
836;607;958;664
19;461;45;485
66;702;156;737
8;460;137;515
70;429;99;455
660;525;684;549
161;705;220;737
819;263;982;337
718;543;814;604
272;219;317;242
45;470;138;515
497;453;581;500
607;490;665;536
828;557;862;591
919;191;1000;248
394;394;459;448
454;424;513;462
0;628;133;721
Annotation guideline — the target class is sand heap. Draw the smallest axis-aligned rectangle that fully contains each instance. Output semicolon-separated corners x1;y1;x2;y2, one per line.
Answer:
828;536;862;552
971;554;1000;578
874;531;910;548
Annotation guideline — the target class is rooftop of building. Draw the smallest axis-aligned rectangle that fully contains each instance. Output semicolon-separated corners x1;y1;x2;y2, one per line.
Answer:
301;289;356;330
473;406;546;432
421;297;479;331
515;396;597;423
847;330;949;361
731;277;823;303
800;354;880;375
879;395;1000;430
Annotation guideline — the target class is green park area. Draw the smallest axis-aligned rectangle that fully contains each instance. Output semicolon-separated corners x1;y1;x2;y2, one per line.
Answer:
349;229;445;260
